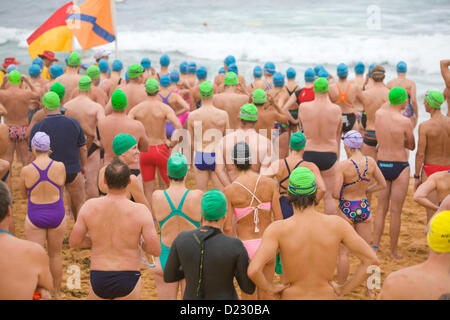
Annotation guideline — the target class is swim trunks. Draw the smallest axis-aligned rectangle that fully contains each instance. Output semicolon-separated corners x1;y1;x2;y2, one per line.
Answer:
194;151;216;171
242;239;262;260
90;270;141;300
342;113;356;133
303;151;337;171
377;160;409;181
9;125;27;142
363;130;377;147
423;164;450;177
139;144;170;183
165;111;189;138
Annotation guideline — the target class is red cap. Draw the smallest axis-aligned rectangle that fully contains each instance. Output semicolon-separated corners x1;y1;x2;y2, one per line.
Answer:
38;51;58;62
2;57;20;68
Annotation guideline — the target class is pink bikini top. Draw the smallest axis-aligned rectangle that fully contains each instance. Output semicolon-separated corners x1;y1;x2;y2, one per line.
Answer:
232;175;271;233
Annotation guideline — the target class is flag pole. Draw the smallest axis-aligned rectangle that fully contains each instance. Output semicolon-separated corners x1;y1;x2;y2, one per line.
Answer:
111;0;118;59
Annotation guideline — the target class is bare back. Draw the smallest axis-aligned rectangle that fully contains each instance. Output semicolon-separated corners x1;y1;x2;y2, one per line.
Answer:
420;116;450;165
0;87;37;126
360;85;389;130
213;92;249;129
55;72;81;105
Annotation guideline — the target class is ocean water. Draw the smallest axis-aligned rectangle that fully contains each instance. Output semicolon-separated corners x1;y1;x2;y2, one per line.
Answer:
0;0;449;164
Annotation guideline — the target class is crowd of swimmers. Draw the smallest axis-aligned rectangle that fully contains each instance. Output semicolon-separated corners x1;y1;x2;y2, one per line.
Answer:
0;48;449;300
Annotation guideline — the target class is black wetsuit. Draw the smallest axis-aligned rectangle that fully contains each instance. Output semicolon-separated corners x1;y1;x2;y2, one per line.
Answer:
164;226;256;300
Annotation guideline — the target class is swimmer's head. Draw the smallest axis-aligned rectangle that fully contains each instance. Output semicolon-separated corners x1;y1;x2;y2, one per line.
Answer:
355;61;365;75
68;52;81;67
314;77;329;93
424;90;444;110
111;89;128;111
167;153;188;180
196;66;207;80
389;87;408;106
228;63;238;75
112;59;123;71
218;67;226;75
368;63;376;77
98;59;110;73
31;131;51;153
286;67;296;80
160;54;170;67
290;132;306;151
314;65;324;76
104;158;130;190
50;82;65;100
337;63;348;78
128;63;144;80
273;72;285;88
49;65;64;79
159;74;171;87
396;61;407;74
145;78;159;95
179;61;188;74
224;55;236;67
201;189;228;221
240;103;258;123
170;70;180;83
343;130;363;149
317;68;329;80
29;64;41;78
427;210;450;253
32;57;44;70
141;58;151;69
231;141;252;170
199;81;213;99
371;65;385;82
86;65;100;82
79;75;92;92
187;62;197;74
304;68;316;83
288;167;317;210
253;66;262;79
112;133;137;157
224;72;238;86
42;91;60;110
8;70;21;85
264;61;276;76
252;88;267;105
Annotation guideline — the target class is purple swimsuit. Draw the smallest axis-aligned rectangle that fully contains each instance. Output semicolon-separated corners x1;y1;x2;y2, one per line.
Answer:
27;160;65;229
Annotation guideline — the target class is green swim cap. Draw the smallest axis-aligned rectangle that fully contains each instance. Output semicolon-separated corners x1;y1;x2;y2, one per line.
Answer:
50;82;65;100
314;77;328;93
42;91;60;110
288;167;317;196
128;63;144;79
388;87;407;105
112;133;137;156
425;90;444;109
111;89;128;110
79;75;92;92
240;103;258;122
167;153;188;179
201;189;228;221
224;71;238;86
86;65;100;80
252;88;267;104
145;78;159;94
8;70;21;85
199;81;213;98
290;132;306;150
68;52;81;67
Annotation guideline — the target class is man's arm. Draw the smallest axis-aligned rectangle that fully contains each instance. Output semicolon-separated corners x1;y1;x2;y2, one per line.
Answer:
440;59;450;88
414;124;426;190
35;244;53;296
247;223;289;299
129;176;152;212
214;138;232;187
366;158;387;195
413;177;439;211
79;145;87;175
403;121;415;151
271;180;283;221
175;94;189;116
69;204;92;248
140;205;161;257
310;164;326;202
137;123;150;153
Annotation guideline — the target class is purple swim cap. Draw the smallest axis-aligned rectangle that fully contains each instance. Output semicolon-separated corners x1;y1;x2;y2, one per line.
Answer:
343;130;363;149
31;131;51;151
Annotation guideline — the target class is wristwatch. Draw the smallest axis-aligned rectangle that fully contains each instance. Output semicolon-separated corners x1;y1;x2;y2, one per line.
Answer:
414;174;420;179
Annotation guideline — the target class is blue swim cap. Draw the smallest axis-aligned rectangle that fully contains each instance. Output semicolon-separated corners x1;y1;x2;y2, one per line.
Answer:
218;67;226;74
98;59;109;73
6;65;17;73
112;60;123;71
160;54;170;67
196;66;207;80
187;62;197;74
355;61;365;75
314;65;324;76
125;68;129;82
317;68;329;80
286;67;296;79
160;74;171;87
224;55;236;67
397;61;407;73
29;64;41;78
337;63;348;78
368;63;376;77
180;61;188;74
170;70;180;83
228;63;238;74
141;58;151;69
253;66;262;78
273;72;285;87
32;57;44;70
50;64;64;79
264;61;276;75
304;68;316;82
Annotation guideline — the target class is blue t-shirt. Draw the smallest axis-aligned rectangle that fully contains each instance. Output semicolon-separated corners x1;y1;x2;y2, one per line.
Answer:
29;114;86;174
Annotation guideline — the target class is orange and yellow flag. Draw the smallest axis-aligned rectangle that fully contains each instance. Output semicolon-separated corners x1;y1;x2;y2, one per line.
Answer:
66;0;116;50
26;2;74;59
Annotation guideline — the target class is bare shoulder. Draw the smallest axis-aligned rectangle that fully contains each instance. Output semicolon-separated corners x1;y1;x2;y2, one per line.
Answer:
330;102;342;113
151;189;165;202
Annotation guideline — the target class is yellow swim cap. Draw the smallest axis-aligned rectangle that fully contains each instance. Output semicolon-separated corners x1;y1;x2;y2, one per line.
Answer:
427;210;450;253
